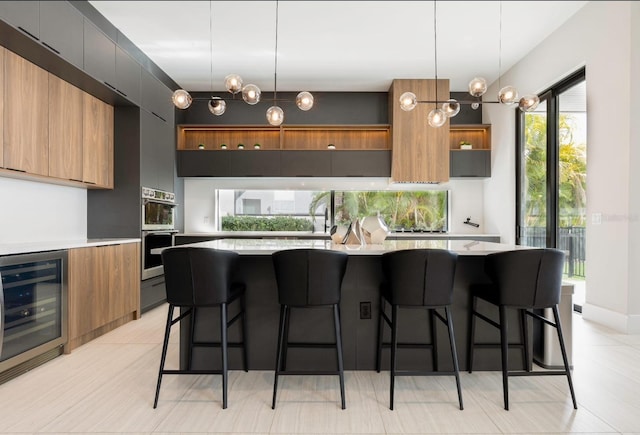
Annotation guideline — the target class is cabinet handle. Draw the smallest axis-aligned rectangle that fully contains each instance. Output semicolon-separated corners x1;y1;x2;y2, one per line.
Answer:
84;181;97;185
69;178;83;182
41;41;60;55
6;168;26;173
151;281;165;288
18;26;39;41
103;81;117;91
116;89;128;97
151;111;167;122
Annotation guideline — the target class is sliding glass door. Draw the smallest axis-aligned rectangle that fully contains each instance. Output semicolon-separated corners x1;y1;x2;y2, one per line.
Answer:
516;68;587;307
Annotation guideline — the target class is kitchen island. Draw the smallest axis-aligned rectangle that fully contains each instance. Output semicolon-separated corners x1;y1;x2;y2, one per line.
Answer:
172;239;539;372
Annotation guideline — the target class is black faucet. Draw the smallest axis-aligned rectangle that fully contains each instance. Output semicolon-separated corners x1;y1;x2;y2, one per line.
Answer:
463;217;480;228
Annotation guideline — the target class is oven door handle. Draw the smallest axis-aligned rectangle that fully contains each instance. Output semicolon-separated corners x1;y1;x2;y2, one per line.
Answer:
145;232;176;237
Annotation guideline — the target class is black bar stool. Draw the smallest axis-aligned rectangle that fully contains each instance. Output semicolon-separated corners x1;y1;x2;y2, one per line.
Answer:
153;247;248;409
271;249;349;409
376;249;463;410
467;248;577;410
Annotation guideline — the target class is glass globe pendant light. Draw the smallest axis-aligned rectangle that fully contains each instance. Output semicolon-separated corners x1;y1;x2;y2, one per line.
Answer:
266;105;284;126
442;99;460;118
498;85;518;105
172;89;192;109
242;84;261;105
399;92;418;111
518;94;540;112
428;107;446;128
224;74;243;94
296;91;314;111
208;97;226;116
468;77;488;97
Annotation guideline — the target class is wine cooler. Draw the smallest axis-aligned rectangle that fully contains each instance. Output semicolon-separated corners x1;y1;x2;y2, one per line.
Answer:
0;250;67;383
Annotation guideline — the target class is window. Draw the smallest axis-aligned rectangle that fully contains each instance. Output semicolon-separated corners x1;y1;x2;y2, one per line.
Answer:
217;189;449;233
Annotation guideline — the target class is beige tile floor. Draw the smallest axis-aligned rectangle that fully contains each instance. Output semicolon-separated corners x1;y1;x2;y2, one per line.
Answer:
1;304;639;434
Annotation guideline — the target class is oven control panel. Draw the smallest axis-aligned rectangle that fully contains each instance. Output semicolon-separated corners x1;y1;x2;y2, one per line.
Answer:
142;187;175;203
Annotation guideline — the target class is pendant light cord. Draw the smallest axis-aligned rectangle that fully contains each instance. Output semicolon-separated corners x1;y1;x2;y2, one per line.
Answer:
209;0;213;92
433;0;438;104
273;0;279;102
498;1;502;92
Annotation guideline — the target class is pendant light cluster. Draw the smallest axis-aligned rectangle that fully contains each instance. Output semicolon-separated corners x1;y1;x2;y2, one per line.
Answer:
171;0;313;125
398;1;540;128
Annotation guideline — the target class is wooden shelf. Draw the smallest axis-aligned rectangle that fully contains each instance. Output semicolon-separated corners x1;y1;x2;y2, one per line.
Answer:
177;124;390;151
450;124;491;150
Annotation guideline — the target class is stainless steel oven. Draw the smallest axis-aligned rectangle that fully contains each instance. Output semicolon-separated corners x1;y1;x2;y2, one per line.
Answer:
141;230;176;280
141;187;177;280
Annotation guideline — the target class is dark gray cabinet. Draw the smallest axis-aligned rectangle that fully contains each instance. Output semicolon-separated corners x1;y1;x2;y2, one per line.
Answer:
331;150;391;177
177;151;232;177
0;1;39;39
141;68;173;122
281;151;331;176
140;110;175;192
39;1;83;68
450;150;491;177
115;46;140;104
230;151;281;177
83;18;116;90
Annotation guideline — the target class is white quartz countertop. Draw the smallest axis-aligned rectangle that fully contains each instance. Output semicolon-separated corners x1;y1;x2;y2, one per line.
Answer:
0;238;141;256
163;238;530;256
177;231;501;239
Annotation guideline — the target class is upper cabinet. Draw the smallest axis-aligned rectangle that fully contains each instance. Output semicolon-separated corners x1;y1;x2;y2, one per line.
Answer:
0;1;83;68
449;124;492;178
3;50;49;176
83;19;116;90
0;47;4;169
39;1;83;68
388;79;450;183
49;74;83;181
140;68;173;122
83;93;113;188
115;46;140;105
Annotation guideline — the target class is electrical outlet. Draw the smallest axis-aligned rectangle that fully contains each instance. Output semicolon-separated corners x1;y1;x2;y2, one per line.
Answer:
360;301;371;319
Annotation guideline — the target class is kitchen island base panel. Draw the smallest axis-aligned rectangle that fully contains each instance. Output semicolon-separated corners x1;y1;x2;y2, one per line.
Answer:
179;255;531;371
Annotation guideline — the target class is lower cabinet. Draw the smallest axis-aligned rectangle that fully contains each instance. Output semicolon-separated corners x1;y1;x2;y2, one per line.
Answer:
450;150;491;178
66;243;140;352
141;274;166;314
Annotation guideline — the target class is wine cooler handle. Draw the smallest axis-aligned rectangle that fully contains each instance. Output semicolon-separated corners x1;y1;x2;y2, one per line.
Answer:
0;271;4;358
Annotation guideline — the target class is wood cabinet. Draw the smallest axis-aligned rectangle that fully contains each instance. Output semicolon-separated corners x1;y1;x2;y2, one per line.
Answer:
3;49;49;176
67;243;140;352
83;93;114;188
48;74;83;181
0;46;3;168
449;124;492;178
388;79;450;183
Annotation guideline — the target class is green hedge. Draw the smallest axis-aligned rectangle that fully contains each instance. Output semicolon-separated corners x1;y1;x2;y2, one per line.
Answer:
221;216;313;231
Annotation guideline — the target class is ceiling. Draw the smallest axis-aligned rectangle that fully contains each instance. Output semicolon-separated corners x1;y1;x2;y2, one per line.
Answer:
89;1;587;93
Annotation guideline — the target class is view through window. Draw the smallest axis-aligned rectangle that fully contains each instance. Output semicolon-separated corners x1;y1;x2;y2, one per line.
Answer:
217;190;449;233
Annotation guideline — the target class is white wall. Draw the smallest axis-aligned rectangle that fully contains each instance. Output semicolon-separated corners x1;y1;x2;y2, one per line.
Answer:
0;177;87;243
484;1;640;332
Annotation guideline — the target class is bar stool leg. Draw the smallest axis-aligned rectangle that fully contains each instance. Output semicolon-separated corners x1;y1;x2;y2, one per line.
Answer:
241;293;249;372
468;296;478;373
376;296;385;373
333;304;346;410
220;303;228;409
430;309;438;371
520;309;531;371
553;305;578;409
390;304;398;410
445;306;464;410
272;304;287;409
188;307;196;370
153;304;174;408
499;305;510;410
282;305;291;371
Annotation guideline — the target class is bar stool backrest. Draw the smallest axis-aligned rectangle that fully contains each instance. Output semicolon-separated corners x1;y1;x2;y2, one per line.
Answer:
272;249;349;306
484;248;565;308
381;249;458;306
162;247;240;307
